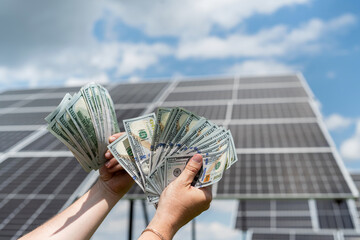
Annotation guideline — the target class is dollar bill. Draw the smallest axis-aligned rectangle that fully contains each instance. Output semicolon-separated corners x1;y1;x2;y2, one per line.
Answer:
123;113;156;179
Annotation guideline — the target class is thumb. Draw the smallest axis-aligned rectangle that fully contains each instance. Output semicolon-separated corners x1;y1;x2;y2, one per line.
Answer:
177;154;203;185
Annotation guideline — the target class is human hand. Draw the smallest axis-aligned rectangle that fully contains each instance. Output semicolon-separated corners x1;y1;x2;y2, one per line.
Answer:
145;154;212;239
97;132;134;201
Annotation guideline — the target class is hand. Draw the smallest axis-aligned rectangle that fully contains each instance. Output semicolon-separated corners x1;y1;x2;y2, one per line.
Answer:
97;132;134;200
146;154;212;239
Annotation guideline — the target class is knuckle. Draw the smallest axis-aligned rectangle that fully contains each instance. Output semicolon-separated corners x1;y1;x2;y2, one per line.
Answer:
186;164;199;175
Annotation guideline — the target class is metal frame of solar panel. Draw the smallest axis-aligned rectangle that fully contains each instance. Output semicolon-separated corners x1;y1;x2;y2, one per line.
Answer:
0;74;359;239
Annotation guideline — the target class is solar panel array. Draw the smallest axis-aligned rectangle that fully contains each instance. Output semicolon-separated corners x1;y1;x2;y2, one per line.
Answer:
0;74;358;239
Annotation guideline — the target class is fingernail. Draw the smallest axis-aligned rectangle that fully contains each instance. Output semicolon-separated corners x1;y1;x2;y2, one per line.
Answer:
109;136;116;142
105;152;111;158
192;154;202;163
105;161;111;168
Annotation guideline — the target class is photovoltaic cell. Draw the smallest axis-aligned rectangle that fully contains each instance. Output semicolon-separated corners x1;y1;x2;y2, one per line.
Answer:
344;235;360;240
217;153;351;196
165;90;232;102
0;99;21;108
20;132;68;151
236;200;312;231
316;199;354;229
110;82;167;104
238;87;307;99
252;231;335;240
160;104;227;120
252;233;290;240
1;88;48;95
229;123;328;148
0;112;48;125
240;75;300;84
115;108;146;130
176;78;234;87
231;102;315;119
21;98;65;108
0;131;34;152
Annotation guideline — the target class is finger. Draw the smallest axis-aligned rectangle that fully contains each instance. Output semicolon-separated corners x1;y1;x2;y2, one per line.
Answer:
104;158;118;168
176;154;203;185
105;150;112;159
109;132;124;143
108;163;124;173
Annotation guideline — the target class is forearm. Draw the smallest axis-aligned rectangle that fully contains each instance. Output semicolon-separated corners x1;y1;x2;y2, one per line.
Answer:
20;180;122;240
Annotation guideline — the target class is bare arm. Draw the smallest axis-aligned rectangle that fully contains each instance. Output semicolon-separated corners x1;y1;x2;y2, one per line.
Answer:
139;154;212;240
20;133;134;240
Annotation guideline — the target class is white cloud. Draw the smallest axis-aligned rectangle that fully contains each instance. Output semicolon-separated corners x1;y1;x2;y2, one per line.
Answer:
341;120;360;160
226;60;296;76
324;114;352;131
65;73;109;87
176;14;356;59
109;0;310;38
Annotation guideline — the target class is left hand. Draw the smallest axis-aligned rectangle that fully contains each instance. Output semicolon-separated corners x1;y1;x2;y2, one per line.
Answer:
97;132;134;199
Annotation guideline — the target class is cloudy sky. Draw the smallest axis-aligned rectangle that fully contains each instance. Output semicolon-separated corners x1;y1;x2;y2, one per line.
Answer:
1;0;360;239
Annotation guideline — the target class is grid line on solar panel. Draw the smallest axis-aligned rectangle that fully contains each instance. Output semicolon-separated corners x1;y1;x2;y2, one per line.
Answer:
229;123;328;148
238;87;308;99
217;153;352;196
232;102;315;119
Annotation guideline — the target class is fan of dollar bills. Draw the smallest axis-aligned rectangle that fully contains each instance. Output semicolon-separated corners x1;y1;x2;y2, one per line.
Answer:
108;107;237;203
45;83;119;172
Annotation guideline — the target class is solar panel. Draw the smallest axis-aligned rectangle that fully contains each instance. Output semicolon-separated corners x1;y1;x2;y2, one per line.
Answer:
159;104;227;120
240;75;300;84
0;156;88;238
0;99;21;108
251;231;336;240
218;153;351;196
228;123;329;148
0;74;358;239
0;112;48;126
176;78;234;87
0;131;34;152
343;234;360;240
20;132;68;151
316;199;354;229
21;98;65;108
165;89;233;102
237;87;308;99
110;82;167;104
232;102;315;119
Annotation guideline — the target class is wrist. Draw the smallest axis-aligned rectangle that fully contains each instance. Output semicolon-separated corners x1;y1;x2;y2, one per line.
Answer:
95;179;123;204
147;214;179;240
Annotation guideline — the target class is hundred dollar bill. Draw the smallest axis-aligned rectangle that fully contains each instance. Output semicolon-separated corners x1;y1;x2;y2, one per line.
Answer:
150;108;172;172
196;146;229;187
164;155;191;187
45;93;72;123
100;86;120;134
123;113;156;178
47;121;91;172
108;134;144;190
66;92;101;166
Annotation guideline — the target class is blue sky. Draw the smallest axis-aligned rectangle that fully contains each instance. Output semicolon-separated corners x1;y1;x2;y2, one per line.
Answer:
1;1;360;239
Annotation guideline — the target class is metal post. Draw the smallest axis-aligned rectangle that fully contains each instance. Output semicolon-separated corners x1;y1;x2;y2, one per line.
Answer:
191;218;196;240
128;199;134;240
141;199;149;226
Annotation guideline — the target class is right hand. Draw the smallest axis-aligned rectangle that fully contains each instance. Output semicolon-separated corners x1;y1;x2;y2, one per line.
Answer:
147;154;212;239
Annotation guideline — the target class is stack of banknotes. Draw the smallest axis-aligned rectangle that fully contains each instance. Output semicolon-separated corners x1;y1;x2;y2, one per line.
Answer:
108;107;237;203
45;83;119;172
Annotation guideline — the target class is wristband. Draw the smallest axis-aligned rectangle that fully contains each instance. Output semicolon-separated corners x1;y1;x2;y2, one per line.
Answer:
141;228;166;240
